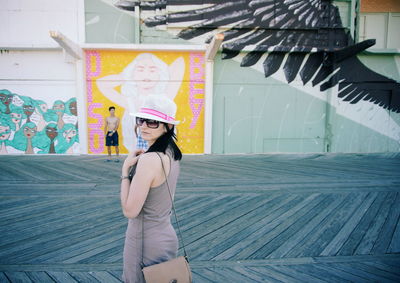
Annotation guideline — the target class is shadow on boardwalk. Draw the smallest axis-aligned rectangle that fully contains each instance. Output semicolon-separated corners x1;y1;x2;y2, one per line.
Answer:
0;153;400;282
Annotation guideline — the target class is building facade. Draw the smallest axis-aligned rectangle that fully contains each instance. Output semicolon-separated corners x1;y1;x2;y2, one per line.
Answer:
1;0;399;154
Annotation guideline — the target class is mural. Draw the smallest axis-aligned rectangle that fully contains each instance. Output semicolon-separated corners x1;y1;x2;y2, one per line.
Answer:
0;89;79;154
116;0;400;113
85;50;205;154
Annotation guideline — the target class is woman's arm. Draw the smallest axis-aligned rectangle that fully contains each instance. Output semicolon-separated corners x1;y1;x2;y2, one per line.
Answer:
96;74;128;108
104;117;108;135
121;151;157;219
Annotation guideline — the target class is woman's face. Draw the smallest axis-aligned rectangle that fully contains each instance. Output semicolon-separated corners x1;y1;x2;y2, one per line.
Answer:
46;126;58;140
69;101;77;116
53;103;65;112
23;126;37;139
11;113;22;124
63;128;77;143
133;57;160;91
139;120;167;144
0;94;12;106
0;125;11;140
23;105;34;116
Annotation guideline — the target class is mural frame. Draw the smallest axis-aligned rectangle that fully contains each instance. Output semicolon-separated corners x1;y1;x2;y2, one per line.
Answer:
81;44;211;154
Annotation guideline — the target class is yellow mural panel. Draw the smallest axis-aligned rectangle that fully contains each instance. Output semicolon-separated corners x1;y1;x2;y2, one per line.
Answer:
85;50;205;154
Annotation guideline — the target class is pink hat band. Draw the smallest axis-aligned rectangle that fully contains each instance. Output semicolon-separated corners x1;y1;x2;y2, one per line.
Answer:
140;108;176;122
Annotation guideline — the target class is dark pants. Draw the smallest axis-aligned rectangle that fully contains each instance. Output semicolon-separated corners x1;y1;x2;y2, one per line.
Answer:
106;131;119;146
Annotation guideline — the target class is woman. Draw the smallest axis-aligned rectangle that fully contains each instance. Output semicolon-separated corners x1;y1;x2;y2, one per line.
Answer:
120;95;182;283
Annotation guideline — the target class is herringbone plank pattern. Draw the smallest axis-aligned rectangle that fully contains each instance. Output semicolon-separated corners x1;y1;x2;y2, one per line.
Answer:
0;153;399;282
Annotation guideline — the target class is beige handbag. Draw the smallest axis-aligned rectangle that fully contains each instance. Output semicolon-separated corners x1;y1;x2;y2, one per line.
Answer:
142;256;192;283
142;153;192;283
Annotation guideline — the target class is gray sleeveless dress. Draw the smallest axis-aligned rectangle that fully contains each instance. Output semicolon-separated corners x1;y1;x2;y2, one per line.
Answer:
122;152;180;283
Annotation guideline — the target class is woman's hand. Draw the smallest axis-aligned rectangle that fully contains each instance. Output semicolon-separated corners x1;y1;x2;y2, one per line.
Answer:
122;149;145;176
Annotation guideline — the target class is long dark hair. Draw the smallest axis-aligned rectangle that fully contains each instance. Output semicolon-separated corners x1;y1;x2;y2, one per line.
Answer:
136;124;182;161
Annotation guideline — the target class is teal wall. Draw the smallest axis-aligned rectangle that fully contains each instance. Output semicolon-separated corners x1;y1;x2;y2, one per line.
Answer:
85;0;137;43
212;54;400;154
212;57;327;154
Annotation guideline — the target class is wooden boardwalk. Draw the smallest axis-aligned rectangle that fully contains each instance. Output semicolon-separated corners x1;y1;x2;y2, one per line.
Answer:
0;153;399;282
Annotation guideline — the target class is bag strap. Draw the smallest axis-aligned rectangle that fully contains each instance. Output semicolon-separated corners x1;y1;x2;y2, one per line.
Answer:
156;152;189;261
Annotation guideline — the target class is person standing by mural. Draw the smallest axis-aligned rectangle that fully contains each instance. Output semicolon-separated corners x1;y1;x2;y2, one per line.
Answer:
96;53;184;152
104;106;120;162
120;95;182;283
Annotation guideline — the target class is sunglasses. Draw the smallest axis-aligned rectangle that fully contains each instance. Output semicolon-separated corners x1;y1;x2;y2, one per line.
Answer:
136;117;161;129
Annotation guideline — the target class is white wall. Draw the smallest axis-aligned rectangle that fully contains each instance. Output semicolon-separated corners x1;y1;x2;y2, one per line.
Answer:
0;0;85;155
0;0;80;47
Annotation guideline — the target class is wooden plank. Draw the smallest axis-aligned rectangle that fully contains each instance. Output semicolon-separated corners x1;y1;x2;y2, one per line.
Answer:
320;192;378;256
337;192;388;256
237;194;326;259
67;271;100;282
234;265;281;283
0;198;97;242
0;272;10;283
46;271;79;283
212;194;316;260
190;269;216;283
62;236;125;264
286;192;368;258
182;194;265;239
355;191;397;255
0;198;110;242
267;264;326;282
211;266;261;282
251;194;335;259
31;224;125;263
191;193;290;260
288;264;352;283
268;194;346;258
363;260;400;276
372;192;400;254
0;208;123;262
88;271;122;283
349;262;400;282
25;271;55;282
4;272;33;282
333;262;395;282
12;216;125;263
388;198;400;253
248;266;299;283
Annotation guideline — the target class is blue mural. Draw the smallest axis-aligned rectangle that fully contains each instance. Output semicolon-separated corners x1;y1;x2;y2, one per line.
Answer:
0;89;79;154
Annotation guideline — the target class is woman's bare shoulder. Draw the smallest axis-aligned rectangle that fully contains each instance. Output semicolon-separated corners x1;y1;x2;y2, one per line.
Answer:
137;152;161;167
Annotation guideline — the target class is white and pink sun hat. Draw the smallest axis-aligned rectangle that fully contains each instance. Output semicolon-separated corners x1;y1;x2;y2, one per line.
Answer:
133;95;180;125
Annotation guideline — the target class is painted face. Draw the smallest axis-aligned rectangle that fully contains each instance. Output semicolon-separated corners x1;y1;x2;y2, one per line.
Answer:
133;57;160;90
69;101;77;116
53;103;65;112
46;126;58;140
63;128;77;143
23;105;34;116
0;125;11;140
0;94;12;106
11;113;22;124
40;104;48;113
23;126;37;139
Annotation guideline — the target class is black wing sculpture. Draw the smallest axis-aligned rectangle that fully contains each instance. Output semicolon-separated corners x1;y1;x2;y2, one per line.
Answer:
115;0;400;113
